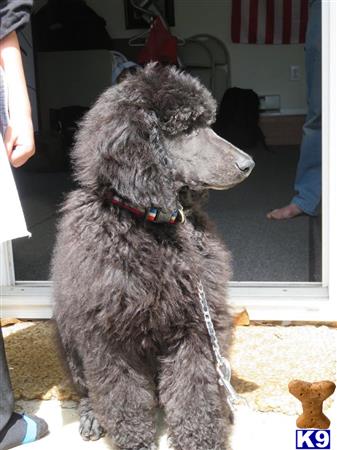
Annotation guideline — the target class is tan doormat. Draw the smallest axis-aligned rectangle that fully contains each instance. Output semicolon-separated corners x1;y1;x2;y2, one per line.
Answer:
3;321;336;414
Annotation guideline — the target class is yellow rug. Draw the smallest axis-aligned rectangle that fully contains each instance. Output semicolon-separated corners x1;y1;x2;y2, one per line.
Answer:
3;321;336;414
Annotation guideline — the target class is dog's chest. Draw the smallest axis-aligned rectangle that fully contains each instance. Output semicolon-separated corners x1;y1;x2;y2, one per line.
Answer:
113;224;205;340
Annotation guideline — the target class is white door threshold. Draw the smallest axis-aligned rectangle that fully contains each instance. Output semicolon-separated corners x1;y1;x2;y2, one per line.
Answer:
1;282;334;322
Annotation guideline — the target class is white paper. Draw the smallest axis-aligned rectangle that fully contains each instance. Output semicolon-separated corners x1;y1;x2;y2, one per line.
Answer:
0;137;31;243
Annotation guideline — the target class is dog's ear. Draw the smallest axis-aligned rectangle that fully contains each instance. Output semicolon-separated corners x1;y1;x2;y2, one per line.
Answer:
73;102;179;212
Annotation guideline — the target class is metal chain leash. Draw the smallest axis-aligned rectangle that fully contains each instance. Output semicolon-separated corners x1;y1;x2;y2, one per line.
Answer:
197;281;249;414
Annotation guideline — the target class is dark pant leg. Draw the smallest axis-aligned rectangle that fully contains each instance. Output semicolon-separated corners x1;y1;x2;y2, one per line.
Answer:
0;327;14;431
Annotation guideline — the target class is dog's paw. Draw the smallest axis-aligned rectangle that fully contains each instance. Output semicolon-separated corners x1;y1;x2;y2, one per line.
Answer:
79;409;105;441
78;398;105;441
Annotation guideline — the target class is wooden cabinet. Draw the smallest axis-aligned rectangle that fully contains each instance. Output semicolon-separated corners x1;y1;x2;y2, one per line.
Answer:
259;114;306;146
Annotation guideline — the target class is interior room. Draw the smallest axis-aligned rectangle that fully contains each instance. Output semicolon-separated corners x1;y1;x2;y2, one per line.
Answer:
13;0;321;283
2;3;336;450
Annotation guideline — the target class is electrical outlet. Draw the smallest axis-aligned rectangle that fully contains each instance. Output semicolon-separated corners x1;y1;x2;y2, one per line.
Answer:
290;65;301;81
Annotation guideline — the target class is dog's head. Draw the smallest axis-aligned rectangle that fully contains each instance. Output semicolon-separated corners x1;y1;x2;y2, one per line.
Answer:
72;63;254;212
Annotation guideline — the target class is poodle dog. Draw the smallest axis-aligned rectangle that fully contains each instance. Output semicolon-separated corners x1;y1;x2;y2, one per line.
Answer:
51;63;254;450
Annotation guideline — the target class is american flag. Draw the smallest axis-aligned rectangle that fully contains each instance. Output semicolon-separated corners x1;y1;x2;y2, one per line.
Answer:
231;0;309;44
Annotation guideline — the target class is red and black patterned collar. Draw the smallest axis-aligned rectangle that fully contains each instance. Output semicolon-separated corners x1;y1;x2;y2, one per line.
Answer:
108;194;185;224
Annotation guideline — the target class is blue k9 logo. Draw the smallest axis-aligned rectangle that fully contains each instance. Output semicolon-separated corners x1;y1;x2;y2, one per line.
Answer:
296;430;331;449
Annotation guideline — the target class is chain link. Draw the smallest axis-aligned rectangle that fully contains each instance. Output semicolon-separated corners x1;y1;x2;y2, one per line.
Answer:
197;281;249;414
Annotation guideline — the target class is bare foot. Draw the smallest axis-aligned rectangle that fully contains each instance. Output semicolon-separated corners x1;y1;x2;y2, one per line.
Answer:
266;203;303;220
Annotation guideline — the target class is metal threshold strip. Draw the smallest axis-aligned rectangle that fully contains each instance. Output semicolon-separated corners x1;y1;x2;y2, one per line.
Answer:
0;281;332;322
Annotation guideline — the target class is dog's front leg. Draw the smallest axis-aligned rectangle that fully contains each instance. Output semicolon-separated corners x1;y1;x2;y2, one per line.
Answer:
85;346;158;450
159;334;232;450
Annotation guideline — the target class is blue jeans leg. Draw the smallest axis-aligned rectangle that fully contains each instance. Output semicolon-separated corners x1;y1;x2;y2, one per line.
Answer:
292;0;321;216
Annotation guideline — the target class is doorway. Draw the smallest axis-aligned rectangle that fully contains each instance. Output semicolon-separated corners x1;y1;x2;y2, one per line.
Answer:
9;0;322;287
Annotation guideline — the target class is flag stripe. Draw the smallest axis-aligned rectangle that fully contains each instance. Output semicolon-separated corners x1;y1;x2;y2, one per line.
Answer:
299;0;309;43
257;0;267;44
282;0;292;44
231;0;308;45
291;0;301;43
240;0;251;43
265;0;274;44
231;0;242;43
248;0;259;43
274;0;283;44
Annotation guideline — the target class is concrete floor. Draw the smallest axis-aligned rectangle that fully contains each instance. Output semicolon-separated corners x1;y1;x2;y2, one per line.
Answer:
14;399;336;450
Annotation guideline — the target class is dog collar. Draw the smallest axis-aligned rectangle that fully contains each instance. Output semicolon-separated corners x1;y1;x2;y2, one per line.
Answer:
110;194;185;224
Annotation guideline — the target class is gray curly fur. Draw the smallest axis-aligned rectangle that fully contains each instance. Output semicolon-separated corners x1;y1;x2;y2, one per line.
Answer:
52;63;234;450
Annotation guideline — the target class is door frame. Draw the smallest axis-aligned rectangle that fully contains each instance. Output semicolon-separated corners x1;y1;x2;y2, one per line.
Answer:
1;2;336;321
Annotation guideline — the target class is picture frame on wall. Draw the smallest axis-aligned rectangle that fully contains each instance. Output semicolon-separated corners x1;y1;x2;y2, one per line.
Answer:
124;0;175;29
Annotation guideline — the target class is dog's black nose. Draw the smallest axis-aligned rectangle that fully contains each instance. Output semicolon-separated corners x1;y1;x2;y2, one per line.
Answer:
236;159;255;174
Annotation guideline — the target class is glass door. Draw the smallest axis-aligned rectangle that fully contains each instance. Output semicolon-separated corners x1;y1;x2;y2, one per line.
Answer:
2;0;335;323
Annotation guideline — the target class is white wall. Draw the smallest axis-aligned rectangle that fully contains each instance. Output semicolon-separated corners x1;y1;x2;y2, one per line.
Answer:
87;0;307;113
34;0;307;112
